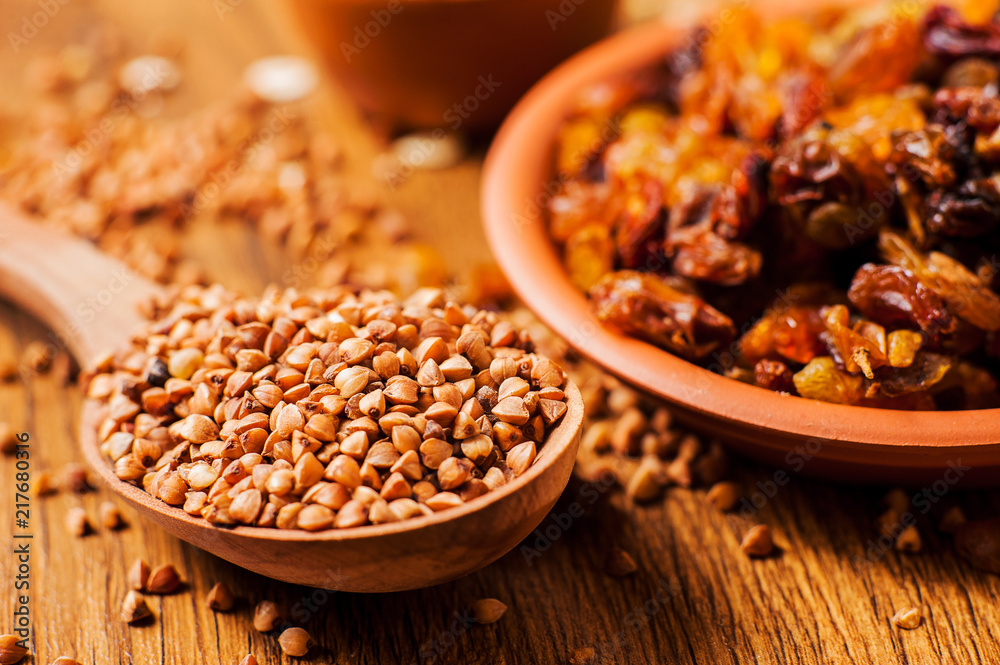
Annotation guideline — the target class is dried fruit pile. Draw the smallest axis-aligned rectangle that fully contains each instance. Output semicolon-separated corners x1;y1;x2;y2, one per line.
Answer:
549;0;1000;408
87;284;569;530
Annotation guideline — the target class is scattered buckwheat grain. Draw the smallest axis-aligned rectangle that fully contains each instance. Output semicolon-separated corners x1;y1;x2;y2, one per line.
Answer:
0;635;28;665
99;501;124;529
207;582;235;611
896;526;922;553
0;424;16;455
604;547;638;577
706;481;739;512
278;627;312;657
472;598;507;624
66;507;90;537
939;506;966;534
121;590;152;624
145;564;181;594
127;559;150;591
253;601;282;632
892;606;922;630
740;525;774;558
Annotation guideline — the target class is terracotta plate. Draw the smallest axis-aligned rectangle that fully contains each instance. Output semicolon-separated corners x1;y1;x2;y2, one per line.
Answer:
481;18;1000;487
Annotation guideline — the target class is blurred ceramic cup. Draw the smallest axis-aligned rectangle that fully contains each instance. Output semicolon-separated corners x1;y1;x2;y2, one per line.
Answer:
286;0;618;132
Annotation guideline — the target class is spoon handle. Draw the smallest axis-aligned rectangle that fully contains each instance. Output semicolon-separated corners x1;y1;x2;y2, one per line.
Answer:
0;204;160;364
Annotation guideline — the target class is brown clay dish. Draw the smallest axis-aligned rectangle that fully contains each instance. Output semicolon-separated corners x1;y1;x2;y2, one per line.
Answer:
481;15;1000;486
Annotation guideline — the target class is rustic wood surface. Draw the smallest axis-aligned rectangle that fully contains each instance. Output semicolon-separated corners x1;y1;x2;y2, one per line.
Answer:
2;0;1000;664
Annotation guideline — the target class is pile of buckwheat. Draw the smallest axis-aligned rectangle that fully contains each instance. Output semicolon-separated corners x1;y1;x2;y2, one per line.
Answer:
87;284;569;530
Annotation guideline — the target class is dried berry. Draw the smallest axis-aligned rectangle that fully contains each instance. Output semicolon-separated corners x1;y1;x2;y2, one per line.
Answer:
922;5;1000;58
848;264;953;340
590;271;735;360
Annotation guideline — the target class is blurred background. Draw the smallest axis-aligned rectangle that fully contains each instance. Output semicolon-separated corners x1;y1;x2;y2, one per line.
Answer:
0;0;682;297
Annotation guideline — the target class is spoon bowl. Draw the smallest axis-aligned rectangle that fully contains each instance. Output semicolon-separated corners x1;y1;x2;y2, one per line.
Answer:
80;391;582;591
0;206;583;591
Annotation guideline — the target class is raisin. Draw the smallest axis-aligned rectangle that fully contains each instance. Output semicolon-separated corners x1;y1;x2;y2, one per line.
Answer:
934;86;1000;134
590;270;735;360
925;178;1000;237
867;352;953;398
820;305;890;379
739;305;827;365
770;128;891;248
792;357;864;404
615;178;667;269
664;182;763;285
847;263;954;339
922;5;1000;59
753;359;796;393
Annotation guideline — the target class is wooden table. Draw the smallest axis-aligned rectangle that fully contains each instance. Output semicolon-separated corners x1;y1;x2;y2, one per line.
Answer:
2;1;1000;663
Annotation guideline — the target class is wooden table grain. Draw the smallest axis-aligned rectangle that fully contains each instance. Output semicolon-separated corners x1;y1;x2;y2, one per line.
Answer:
2;1;1000;664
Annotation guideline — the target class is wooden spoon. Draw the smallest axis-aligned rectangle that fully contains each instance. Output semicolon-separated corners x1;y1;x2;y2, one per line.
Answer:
0;206;584;592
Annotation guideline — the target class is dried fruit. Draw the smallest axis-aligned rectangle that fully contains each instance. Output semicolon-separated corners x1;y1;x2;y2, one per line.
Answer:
848;264;953;340
590;271;735;360
793;358;863;404
547;4;1000;409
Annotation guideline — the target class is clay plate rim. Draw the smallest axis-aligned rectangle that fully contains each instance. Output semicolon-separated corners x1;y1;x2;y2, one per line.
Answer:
481;18;1000;452
80;382;584;542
